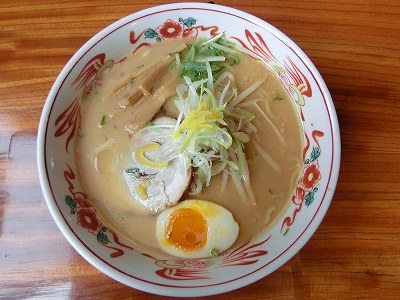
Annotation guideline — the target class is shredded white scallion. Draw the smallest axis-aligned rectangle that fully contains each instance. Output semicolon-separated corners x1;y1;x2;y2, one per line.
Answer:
210;42;241;54
230;80;265;107
200;32;224;46
195;56;226;63
205;60;214;93
175;52;181;67
241;157;256;205
253;103;285;145
216;71;235;86
219;80;231;106
219;169;229;193
140;34;269;198
253;140;281;172
230;166;249;204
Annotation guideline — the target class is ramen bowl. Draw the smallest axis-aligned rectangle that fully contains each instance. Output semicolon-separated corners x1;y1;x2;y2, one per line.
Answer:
37;3;340;297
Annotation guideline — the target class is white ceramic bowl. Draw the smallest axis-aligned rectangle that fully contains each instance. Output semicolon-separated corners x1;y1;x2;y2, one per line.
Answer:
37;3;340;297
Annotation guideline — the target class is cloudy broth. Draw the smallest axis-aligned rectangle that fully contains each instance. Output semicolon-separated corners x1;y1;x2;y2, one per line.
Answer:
77;38;303;257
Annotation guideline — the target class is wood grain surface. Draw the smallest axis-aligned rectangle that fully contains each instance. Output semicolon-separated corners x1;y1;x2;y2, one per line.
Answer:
1;0;400;299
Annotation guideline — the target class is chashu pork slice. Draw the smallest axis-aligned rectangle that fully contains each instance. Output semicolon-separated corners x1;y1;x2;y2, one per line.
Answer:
123;117;191;215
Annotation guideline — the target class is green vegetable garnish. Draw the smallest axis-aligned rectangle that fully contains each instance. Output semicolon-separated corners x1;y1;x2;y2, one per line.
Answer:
178;61;223;82
226;54;240;66
175;33;241;82
99;115;106;128
125;168;148;177
273;94;283;101
125;168;140;175
210;248;219;257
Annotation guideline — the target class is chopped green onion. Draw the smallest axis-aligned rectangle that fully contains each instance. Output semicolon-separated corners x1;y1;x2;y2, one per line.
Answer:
194;56;226;63
215;35;237;48
125;168;140;175
226;55;240;66
176;34;242;82
175;52;181;67
99;115;106;128
273;94;283;101
233;132;251;143
125;168;149;177
210;42;240;54
200;32;224;46
186;43;197;62
210;248;219;257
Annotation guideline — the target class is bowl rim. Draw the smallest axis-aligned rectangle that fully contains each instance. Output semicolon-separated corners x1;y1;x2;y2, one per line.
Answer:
37;2;341;297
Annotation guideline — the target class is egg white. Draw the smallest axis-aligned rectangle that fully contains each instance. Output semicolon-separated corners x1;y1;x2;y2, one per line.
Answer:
156;199;239;258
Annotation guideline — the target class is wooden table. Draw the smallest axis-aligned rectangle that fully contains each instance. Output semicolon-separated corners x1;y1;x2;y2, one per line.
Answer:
1;0;399;298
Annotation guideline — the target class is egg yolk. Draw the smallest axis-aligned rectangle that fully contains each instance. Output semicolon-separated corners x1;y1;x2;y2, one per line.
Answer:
165;208;207;252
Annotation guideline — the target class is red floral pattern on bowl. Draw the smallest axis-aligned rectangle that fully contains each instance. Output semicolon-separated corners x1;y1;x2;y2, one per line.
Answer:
157;19;183;39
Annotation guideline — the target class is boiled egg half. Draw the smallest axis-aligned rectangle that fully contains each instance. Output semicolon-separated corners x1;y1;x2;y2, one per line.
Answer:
156;199;239;258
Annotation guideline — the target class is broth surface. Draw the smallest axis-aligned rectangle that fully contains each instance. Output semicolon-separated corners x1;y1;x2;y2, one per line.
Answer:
77;39;303;257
